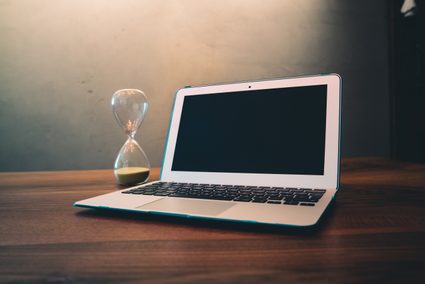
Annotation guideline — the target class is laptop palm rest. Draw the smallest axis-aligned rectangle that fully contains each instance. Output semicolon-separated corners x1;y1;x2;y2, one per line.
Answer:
137;198;236;216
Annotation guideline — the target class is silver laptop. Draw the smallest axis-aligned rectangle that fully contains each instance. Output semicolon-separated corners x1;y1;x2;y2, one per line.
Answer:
74;74;342;227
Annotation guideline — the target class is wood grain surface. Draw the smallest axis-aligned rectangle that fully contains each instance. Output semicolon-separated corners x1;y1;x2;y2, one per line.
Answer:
1;157;425;283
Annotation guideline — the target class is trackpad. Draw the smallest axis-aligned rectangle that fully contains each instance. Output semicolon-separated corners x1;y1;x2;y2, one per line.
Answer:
136;198;235;216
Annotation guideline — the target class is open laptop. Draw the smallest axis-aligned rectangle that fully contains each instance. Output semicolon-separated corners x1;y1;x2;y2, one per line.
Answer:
74;74;342;227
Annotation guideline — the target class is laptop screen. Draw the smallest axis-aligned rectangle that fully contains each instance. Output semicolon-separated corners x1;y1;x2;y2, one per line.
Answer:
171;85;327;175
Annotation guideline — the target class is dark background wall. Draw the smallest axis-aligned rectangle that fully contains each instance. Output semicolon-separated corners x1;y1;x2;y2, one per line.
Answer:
391;0;425;163
0;0;390;171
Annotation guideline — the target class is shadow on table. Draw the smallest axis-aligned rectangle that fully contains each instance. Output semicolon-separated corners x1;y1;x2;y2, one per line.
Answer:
75;200;337;236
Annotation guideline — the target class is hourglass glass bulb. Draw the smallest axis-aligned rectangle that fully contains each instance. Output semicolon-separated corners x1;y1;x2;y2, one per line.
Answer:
111;89;148;137
114;138;151;185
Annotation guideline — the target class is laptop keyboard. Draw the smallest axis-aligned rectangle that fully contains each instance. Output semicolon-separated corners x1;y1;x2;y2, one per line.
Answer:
122;182;326;206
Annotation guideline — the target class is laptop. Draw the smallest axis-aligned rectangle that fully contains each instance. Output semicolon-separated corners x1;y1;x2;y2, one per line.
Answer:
74;74;342;227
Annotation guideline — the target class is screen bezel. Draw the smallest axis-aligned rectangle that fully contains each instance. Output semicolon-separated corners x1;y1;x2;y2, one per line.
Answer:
160;74;341;189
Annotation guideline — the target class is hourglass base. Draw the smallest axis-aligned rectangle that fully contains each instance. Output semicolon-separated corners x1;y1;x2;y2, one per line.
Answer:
115;167;150;185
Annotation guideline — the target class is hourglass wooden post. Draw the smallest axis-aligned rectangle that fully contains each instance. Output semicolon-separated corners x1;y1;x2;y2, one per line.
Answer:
111;89;151;185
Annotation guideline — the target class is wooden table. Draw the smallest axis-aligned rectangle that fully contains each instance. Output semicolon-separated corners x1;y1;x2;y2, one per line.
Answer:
1;157;425;283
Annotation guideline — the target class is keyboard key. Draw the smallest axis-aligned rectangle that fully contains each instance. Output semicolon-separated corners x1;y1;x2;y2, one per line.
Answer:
300;202;315;206
293;194;310;201
214;196;234;201
169;193;188;198
268;196;284;201
267;201;281;204
290;189;304;193
234;197;252;202
284;201;299;205
294;198;311;203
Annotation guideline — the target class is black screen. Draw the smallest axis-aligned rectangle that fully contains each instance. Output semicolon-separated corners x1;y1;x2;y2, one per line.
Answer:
171;85;327;175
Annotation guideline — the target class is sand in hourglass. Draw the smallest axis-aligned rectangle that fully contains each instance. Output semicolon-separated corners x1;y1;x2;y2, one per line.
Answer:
115;167;150;185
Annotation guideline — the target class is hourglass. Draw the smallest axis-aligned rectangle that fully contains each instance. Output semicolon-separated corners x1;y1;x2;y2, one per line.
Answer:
111;89;151;186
